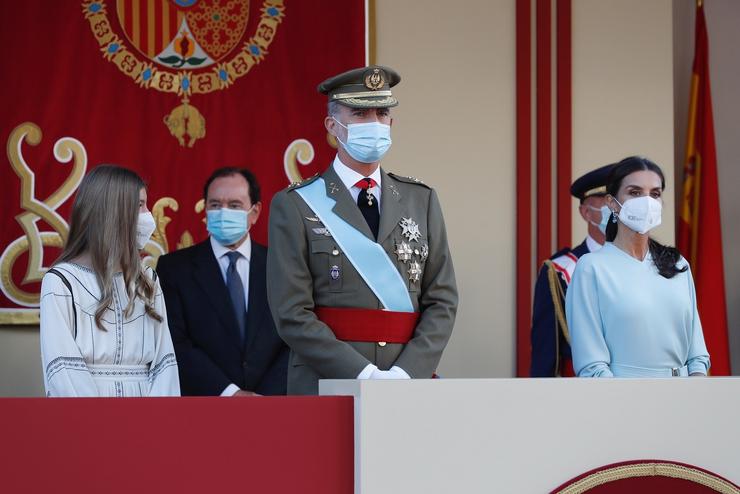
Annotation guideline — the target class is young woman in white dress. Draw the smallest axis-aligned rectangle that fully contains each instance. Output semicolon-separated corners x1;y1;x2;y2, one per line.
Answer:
566;156;710;378
40;165;180;396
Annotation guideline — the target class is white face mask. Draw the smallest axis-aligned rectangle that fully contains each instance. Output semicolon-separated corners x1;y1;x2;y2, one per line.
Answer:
136;211;156;250
615;196;662;234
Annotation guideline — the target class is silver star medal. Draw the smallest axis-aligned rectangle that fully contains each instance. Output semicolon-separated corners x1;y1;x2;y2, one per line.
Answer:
394;242;413;263
399;217;421;243
408;261;422;283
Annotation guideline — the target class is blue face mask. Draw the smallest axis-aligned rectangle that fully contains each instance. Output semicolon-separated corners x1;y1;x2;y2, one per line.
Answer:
206;207;253;246
333;117;392;163
588;205;612;234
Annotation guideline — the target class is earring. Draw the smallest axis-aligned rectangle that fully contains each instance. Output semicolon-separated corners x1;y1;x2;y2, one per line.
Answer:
611;211;618;223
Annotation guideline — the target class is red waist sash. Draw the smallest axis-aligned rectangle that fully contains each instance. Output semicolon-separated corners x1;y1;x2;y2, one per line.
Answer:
315;307;419;343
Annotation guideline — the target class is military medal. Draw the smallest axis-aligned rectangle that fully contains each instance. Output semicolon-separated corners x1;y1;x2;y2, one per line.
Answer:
420;244;429;261
394;242;413;263
312;227;332;237
305;216;320;222
407;261;422;283
399;217;421;242
330;265;341;280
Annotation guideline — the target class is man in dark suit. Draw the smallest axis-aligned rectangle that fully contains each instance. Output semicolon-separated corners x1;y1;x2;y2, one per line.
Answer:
530;164;614;377
157;167;288;395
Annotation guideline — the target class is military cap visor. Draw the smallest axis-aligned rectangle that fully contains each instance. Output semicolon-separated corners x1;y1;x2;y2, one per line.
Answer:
318;65;401;108
570;163;616;201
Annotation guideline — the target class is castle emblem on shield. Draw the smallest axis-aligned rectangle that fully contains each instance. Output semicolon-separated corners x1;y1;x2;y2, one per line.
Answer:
82;0;285;147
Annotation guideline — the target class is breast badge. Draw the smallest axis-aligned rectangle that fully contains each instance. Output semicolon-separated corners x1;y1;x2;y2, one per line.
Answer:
394;242;413;263
399;217;421;243
330;265;341;280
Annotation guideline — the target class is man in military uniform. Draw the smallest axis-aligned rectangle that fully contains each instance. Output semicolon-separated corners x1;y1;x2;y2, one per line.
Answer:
267;65;458;395
530;164;614;377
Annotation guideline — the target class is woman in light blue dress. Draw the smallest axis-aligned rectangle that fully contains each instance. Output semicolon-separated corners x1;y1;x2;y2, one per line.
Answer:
565;157;710;377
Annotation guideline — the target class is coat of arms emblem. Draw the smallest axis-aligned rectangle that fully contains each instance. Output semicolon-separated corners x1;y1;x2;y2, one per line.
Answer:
82;0;285;147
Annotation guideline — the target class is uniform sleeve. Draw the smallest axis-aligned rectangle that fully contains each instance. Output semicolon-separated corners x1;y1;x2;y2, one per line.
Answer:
39;272;99;397
393;188;458;378
147;273;180;396
565;259;613;377
530;265;558;377
267;191;371;379
685;265;710;375
157;255;232;395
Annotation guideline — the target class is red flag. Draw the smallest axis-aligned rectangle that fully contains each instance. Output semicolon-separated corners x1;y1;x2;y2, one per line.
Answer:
677;3;731;375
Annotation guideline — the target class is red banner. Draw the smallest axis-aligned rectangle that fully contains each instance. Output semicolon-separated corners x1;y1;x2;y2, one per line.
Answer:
0;0;366;324
677;3;731;375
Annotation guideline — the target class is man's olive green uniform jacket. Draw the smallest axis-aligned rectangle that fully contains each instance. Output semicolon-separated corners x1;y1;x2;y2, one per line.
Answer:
267;165;458;394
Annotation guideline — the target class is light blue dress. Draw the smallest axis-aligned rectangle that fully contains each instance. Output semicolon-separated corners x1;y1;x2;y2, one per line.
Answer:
565;242;710;377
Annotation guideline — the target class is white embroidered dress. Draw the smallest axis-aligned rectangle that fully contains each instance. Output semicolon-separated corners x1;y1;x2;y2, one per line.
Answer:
40;262;180;397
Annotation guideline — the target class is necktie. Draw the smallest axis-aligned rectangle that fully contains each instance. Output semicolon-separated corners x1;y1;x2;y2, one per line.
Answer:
225;251;247;346
355;178;379;239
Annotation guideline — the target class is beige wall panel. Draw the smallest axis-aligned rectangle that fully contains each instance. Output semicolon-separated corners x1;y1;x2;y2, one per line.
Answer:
0;327;43;396
571;0;675;247
374;0;517;377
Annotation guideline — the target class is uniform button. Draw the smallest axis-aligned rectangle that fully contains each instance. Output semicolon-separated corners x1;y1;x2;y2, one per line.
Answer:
332;249;340;256
378;341;386;347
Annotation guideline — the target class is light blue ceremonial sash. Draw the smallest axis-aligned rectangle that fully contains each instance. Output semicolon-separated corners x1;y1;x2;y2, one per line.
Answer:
296;178;414;312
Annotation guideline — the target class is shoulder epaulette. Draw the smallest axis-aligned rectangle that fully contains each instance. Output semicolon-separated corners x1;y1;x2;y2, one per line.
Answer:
388;172;431;189
549;247;571;260
547;250;580;284
288;173;320;190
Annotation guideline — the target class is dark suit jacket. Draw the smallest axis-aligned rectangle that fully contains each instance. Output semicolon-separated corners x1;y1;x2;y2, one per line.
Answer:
157;239;288;395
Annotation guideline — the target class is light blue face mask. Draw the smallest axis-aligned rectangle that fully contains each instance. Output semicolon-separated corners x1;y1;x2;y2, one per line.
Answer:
206;206;253;246
333;117;392;163
588;205;612;234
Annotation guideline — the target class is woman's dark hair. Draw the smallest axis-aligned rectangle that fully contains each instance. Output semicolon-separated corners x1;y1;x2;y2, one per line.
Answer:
606;156;687;279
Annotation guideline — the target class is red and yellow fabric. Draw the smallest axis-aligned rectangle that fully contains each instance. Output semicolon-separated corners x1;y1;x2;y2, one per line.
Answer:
0;0;367;324
677;2;731;376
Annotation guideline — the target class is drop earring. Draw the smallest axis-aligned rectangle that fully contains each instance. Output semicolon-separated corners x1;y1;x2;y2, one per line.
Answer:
611;211;618;223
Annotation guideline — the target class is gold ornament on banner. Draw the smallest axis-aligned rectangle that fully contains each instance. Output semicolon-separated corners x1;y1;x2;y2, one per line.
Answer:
81;0;286;147
0;122;86;320
0;122;204;325
283;132;338;184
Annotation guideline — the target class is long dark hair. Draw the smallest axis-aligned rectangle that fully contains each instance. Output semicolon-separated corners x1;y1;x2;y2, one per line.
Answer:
605;156;687;279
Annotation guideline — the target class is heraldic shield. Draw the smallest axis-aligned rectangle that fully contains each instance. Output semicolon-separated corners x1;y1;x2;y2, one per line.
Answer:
83;0;285;147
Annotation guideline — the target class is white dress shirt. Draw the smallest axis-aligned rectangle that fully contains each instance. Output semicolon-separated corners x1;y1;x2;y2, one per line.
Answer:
585;234;603;253
332;156;383;209
331;156;410;381
210;235;252;396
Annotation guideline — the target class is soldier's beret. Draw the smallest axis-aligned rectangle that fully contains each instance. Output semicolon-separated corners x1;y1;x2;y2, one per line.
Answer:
570;163;616;202
317;65;401;108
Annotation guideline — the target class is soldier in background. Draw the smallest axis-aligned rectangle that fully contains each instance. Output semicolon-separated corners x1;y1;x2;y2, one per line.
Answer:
530;164;614;377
